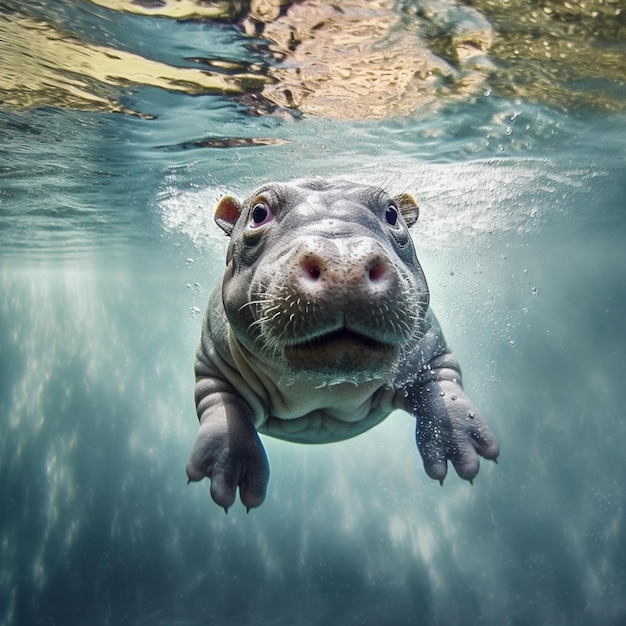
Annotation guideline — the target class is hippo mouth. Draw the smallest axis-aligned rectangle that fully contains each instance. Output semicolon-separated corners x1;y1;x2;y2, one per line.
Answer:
293;328;392;350
284;327;398;376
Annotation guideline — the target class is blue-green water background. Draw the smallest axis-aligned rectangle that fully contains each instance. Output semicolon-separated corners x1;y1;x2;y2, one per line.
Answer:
1;1;626;625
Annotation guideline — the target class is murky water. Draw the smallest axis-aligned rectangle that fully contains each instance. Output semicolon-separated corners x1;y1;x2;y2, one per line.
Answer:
1;1;625;625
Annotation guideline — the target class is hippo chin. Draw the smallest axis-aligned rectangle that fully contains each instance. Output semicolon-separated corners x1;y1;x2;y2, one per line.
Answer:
186;178;499;512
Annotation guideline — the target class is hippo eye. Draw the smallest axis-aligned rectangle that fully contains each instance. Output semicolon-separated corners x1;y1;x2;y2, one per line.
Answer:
250;201;274;228
385;203;399;226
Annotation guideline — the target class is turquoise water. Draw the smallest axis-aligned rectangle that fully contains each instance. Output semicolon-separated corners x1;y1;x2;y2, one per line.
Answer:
1;2;626;625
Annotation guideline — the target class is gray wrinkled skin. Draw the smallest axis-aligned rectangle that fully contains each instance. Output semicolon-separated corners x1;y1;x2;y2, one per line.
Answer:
186;179;499;511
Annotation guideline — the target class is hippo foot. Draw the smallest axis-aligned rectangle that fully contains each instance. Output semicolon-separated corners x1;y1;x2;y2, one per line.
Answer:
414;380;499;484
186;418;270;512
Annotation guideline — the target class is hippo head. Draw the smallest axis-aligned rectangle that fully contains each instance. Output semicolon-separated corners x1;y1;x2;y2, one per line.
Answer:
214;179;430;385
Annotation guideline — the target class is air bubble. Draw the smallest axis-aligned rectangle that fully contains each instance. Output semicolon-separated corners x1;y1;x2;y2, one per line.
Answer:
468;412;475;419
451;395;457;401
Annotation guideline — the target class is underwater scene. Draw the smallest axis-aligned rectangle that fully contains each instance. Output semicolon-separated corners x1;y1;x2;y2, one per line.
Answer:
1;0;625;624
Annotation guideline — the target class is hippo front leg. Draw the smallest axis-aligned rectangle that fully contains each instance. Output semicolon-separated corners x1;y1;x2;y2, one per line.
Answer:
403;314;499;484
186;378;270;512
411;371;499;484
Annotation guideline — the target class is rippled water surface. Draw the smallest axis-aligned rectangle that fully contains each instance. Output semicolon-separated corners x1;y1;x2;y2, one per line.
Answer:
1;1;625;625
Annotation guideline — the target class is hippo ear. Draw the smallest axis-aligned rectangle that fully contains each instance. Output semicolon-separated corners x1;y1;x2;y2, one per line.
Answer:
214;196;242;236
394;193;419;228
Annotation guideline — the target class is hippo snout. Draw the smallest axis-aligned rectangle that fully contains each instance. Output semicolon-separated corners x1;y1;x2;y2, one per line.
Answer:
293;237;396;300
251;235;424;380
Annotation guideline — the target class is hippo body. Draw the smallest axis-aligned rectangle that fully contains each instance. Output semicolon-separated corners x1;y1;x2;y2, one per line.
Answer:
186;179;499;511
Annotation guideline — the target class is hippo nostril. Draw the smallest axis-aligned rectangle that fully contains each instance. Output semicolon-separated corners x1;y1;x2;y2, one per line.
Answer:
368;260;387;283
300;256;323;282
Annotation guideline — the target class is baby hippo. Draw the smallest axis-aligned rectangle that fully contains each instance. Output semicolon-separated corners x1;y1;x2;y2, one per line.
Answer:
186;179;499;511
